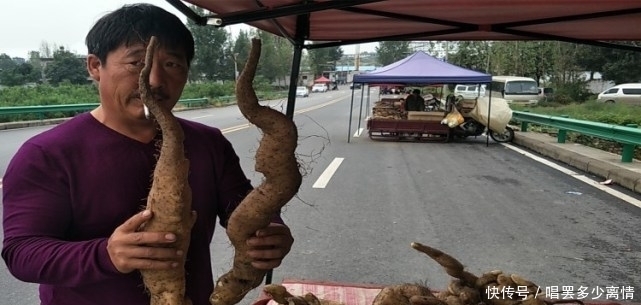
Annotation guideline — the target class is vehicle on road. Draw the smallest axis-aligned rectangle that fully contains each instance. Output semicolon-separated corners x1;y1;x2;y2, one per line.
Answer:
349;83;362;90
538;87;554;101
487;76;540;106
453;84;486;99
597;83;641;105
311;83;328;93
296;86;309;97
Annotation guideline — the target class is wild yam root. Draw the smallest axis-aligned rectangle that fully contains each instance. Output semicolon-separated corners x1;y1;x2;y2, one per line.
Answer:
138;36;196;305
408;242;548;305
209;39;302;305
263;284;345;305
372;283;438;305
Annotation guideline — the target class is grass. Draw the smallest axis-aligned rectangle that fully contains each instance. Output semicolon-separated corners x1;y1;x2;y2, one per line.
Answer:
511;100;641;160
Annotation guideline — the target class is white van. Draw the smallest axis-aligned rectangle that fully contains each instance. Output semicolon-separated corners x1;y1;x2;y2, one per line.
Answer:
454;84;486;99
597;83;641;105
487;76;540;106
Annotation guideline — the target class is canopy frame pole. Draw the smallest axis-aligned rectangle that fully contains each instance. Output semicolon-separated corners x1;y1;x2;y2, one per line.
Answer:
347;87;357;143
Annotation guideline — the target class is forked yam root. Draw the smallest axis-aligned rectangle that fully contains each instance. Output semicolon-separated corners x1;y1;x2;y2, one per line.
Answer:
372;284;438;305
209;39;302;305
263;284;345;305
409;242;546;305
138;36;195;305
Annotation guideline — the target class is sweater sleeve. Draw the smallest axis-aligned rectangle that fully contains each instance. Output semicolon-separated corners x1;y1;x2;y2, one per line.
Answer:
2;142;122;287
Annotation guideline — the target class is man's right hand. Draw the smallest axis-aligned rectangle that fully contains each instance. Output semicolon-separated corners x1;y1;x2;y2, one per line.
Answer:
107;210;182;273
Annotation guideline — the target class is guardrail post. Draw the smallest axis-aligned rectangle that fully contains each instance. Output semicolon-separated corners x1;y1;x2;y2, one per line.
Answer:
520;110;529;132
621;124;638;163
557;115;569;143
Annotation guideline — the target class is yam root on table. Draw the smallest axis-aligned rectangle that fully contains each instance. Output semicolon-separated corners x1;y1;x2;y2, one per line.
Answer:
138;36;196;305
209;39;302;305
263;284;345;305
374;242;567;305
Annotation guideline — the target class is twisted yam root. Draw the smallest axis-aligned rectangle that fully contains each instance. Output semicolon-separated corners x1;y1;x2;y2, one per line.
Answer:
372;284;436;305
138;36;195;305
410;242;546;305
209;39;302;305
263;284;344;305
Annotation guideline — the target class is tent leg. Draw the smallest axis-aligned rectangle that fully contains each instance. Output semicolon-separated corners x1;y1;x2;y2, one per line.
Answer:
285;44;304;120
348;88;356;143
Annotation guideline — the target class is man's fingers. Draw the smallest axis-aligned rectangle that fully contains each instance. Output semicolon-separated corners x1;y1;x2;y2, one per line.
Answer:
118;210;152;233
247;248;283;261
108;244;183;273
120;257;180;271
129;231;177;244
251;258;282;270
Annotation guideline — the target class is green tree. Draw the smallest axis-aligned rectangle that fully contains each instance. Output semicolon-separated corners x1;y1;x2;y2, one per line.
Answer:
44;47;88;85
0;54;41;86
596;42;641;84
375;41;411;66
307;45;342;77
186;6;230;82
232;30;252;78
448;41;490;73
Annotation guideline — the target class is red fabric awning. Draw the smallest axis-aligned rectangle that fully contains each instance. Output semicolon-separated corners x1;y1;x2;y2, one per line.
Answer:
182;0;641;51
313;76;331;83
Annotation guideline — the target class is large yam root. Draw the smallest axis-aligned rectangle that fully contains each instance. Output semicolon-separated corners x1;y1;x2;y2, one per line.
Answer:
138;36;195;305
410;242;547;305
209;39;302;305
263;284;345;305
372;284;437;305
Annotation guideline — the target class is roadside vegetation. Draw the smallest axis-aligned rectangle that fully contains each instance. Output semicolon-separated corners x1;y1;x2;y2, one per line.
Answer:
511;101;641;160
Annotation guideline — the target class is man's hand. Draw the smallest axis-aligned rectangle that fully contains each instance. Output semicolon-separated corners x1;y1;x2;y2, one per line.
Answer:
107;210;182;273
246;223;294;269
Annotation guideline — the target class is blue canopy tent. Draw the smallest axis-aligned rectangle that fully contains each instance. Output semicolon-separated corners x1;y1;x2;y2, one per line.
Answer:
353;51;491;85
348;51;492;143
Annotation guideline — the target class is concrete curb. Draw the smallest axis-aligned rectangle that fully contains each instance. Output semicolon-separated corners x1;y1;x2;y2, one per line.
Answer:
514;132;641;195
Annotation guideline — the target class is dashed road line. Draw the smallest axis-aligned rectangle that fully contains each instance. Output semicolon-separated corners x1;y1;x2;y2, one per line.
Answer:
312;158;344;189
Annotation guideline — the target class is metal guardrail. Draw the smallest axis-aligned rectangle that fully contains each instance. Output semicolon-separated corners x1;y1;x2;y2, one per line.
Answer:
0;98;212;120
512;111;641;163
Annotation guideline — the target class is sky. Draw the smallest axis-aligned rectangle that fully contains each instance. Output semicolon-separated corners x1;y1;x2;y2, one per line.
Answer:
0;0;377;59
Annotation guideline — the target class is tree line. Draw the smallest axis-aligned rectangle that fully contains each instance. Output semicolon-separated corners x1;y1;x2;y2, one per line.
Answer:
376;41;641;103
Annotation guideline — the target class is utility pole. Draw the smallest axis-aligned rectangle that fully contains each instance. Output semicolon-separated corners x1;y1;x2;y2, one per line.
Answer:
354;44;360;72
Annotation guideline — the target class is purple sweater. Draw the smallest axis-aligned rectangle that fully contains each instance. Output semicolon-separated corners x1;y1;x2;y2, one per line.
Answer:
2;113;264;305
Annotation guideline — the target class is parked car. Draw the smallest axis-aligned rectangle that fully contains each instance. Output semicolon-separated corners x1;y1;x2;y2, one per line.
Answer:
454;84;486;99
538;87;554;101
597;83;641;105
349;83;362;89
296;86;309;97
311;83;328;93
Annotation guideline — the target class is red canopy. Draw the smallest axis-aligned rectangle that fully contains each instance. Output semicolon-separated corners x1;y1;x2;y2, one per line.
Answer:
313;76;331;83
181;0;641;52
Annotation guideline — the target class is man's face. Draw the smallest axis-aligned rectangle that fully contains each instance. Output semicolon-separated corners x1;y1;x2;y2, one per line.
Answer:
87;42;189;122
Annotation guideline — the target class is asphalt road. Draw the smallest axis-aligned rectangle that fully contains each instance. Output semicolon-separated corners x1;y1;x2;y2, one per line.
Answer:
1;88;639;305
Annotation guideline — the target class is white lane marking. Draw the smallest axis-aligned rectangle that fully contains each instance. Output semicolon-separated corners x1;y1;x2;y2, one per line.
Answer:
192;115;212;119
220;123;252;134
353;128;364;137
503;144;641;209
214;97;342;134
312;158;344;189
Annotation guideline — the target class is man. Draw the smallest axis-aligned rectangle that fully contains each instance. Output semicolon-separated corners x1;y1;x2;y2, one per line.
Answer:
404;89;425;112
1;4;293;305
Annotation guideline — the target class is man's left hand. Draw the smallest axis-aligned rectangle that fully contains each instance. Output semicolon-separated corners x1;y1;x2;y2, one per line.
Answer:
246;223;293;269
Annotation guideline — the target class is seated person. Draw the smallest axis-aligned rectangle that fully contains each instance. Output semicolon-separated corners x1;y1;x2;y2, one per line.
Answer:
404;89;425;112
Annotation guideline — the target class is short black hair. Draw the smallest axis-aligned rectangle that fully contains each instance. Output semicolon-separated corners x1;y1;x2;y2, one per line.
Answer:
412;89;421;95
85;4;194;65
